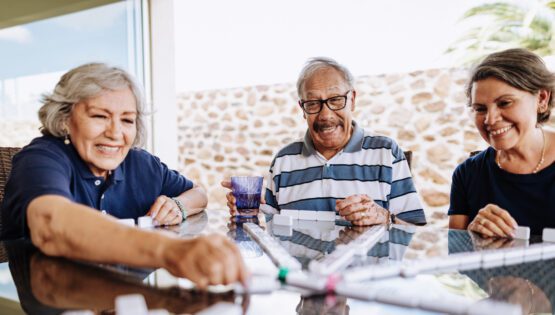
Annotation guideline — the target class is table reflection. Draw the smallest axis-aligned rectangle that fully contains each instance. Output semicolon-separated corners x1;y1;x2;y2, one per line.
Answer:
5;239;235;314
3;210;555;315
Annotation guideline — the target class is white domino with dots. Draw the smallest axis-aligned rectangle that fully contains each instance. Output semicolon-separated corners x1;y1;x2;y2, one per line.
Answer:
243;223;301;271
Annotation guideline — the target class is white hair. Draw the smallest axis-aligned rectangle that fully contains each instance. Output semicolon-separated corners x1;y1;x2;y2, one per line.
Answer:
296;57;355;99
38;63;147;147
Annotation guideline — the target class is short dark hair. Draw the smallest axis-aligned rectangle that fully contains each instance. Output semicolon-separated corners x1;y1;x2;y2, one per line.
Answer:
466;48;555;123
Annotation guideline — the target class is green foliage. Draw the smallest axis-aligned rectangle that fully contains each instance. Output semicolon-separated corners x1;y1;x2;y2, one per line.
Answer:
446;0;555;66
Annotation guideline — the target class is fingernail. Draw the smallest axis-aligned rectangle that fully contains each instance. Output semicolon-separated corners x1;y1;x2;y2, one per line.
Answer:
153;220;159;226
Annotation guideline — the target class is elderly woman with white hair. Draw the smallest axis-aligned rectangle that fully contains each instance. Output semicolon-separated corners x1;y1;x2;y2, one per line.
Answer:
1;63;247;288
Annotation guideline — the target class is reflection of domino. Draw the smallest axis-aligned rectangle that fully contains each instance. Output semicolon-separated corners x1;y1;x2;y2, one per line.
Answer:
243;223;301;271
335;283;521;315
349;225;387;256
309;244;355;276
309;225;386;276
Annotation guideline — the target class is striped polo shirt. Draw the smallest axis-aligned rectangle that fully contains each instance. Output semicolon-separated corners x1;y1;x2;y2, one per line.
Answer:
264;121;426;225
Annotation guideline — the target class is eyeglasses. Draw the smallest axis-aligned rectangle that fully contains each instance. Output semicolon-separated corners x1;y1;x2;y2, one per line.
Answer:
299;90;351;114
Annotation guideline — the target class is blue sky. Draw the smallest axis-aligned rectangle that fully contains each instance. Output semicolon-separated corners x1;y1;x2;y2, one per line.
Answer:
0;2;128;80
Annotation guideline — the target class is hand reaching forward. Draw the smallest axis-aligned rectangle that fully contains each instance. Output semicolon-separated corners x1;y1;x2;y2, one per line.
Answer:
163;234;249;289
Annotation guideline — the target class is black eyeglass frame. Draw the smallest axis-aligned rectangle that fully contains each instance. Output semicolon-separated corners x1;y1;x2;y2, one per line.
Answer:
298;90;352;114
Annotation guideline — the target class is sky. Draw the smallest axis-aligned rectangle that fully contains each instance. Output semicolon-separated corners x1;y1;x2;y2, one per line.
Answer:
0;0;489;109
174;0;485;92
0;2;129;80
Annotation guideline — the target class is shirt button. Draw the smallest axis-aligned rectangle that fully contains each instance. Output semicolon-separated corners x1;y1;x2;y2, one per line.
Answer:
94;180;101;186
101;194;105;199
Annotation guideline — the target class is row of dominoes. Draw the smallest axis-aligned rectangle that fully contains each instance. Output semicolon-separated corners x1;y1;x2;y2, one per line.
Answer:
117;216;154;229
308;225;386;276
334;282;521;315
278;210;336;223
243;223;302;271
343;242;555;282
507;226;555;241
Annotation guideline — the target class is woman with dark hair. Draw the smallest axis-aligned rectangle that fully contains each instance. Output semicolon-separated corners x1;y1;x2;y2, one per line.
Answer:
1;63;247;288
449;48;555;237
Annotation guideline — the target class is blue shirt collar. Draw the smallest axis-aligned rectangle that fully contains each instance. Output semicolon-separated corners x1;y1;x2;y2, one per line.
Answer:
302;120;363;157
65;140;125;182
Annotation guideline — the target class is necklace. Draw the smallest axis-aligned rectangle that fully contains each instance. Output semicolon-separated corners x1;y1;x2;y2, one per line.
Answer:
496;126;546;174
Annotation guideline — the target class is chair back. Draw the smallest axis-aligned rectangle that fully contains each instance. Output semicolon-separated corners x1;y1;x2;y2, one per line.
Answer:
404;150;413;170
0;147;21;204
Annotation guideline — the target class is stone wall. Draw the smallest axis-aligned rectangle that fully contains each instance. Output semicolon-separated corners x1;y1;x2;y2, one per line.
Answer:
3;67;554;228
177;68;497;228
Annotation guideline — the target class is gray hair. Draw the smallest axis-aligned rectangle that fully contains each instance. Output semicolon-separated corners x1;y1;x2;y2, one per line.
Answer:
38;63;147;147
296;57;355;99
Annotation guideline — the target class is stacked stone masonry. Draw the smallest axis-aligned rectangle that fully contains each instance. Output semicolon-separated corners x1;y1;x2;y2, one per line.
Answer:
3;68;554;228
176;68;555;228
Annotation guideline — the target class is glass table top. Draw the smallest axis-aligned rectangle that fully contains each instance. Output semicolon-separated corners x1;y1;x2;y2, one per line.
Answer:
0;209;553;314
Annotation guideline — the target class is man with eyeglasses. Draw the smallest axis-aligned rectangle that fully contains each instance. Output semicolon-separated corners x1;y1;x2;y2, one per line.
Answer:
225;57;426;226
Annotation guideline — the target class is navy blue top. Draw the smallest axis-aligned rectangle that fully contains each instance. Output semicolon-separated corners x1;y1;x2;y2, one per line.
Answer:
1;135;193;239
448;147;555;235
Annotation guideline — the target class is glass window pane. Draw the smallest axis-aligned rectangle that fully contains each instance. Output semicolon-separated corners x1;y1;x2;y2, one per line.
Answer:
0;1;145;147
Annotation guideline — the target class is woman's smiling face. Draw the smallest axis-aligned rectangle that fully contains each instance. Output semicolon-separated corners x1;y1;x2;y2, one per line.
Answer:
67;87;137;178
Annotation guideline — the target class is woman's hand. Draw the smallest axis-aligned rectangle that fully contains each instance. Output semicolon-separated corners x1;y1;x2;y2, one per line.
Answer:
468;204;518;238
147;195;183;226
336;194;389;226
163;234;249;289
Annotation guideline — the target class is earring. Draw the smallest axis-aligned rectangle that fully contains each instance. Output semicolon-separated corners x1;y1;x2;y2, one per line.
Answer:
64;133;70;145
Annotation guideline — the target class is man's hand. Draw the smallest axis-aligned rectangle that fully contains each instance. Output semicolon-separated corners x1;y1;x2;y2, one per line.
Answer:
468;204;517;238
221;179;265;216
336;194;389;226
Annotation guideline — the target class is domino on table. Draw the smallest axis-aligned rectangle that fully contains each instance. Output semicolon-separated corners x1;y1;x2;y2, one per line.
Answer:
273;214;293;226
233;275;280;294
514;226;530;240
308;244;355;276
243;223;301;271
115;294;148;315
138;216;154;228
117;218;135;227
195;302;242;315
298;210;317;220
336;283;521;315
542;227;555;242
280;209;299;220
348;225;386;256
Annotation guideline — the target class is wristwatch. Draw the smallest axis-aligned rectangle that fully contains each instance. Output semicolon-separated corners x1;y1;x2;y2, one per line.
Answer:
171;197;187;221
